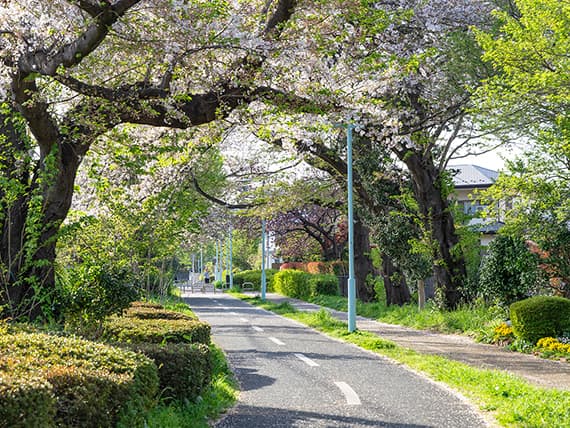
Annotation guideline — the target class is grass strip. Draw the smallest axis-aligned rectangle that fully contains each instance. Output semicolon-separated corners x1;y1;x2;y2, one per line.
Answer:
237;294;570;428
309;294;506;337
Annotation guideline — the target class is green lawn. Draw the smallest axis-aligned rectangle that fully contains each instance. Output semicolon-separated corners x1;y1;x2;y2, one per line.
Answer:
308;294;507;339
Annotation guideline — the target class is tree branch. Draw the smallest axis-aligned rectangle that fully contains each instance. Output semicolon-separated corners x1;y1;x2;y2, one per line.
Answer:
192;176;259;210
19;0;141;75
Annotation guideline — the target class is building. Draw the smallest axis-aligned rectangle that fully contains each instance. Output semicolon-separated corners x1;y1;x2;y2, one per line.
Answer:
449;164;503;246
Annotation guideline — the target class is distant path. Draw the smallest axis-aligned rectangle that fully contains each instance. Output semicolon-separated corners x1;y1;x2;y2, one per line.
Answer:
185;292;490;428
265;293;570;391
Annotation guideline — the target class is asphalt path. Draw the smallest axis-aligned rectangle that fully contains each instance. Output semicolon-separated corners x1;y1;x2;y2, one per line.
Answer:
184;292;490;428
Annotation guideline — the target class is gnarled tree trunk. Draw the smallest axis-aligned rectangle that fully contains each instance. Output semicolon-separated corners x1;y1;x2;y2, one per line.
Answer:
402;151;466;309
381;254;411;306
353;216;376;302
0;105;83;319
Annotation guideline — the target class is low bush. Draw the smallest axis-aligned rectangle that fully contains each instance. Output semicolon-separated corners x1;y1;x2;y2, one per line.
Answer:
130;301;164;310
103;316;211;345
273;269;311;300
0;332;158;428
0;373;56;428
128;343;213;402
58;265;139;333
233;269;278;291
279;262;306;271
492;322;515;345
124;306;195;321
306;262;331;274
535;337;570;355
510;296;570;343
308;274;339;297
478;235;543;306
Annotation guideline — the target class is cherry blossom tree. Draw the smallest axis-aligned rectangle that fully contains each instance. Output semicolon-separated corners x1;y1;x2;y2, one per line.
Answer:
0;0;299;319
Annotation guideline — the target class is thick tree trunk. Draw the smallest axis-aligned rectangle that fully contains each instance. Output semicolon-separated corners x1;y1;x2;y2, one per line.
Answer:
1;106;82;319
322;239;344;262
402;152;466;309
353;216;376;302
381;254;411;306
417;279;426;310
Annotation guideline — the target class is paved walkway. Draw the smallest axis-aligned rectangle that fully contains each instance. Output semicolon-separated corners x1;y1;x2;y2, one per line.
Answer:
262;293;570;391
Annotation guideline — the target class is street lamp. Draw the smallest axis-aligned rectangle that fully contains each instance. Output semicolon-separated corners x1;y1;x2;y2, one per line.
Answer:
337;123;357;333
228;224;233;289
261;219;267;301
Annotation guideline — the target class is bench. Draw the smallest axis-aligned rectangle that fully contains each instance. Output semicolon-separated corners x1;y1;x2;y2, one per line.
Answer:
241;282;254;291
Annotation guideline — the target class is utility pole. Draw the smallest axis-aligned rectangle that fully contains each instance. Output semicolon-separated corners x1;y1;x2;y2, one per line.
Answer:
261;219;267;301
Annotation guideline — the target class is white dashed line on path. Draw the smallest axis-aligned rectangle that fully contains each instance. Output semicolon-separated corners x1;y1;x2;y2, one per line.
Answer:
294;353;319;367
334;382;361;405
239;317;248;322
229;312;239;315
268;337;285;346
252;326;264;332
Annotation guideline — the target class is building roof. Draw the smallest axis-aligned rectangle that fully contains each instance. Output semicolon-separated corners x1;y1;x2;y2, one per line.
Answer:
449;164;499;188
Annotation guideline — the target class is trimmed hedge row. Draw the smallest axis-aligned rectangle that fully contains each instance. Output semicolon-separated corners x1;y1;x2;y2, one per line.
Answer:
103;316;211;345
273;269;339;300
127;343;212;402
109;302;213;403
124;306;196;321
233;269;279;291
0;332;158;428
510;296;570;343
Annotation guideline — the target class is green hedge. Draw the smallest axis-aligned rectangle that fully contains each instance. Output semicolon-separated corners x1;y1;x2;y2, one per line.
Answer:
124;306;196;321
308;274;339;296
274;270;340;300
129;301;164;310
128;343;212;402
233;269;278;291
103;317;211;345
510;296;570;343
0;374;55;428
0;332;158;428
273;269;311;300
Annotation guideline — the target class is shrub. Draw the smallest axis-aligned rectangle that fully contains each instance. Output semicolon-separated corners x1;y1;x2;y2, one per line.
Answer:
58;265;139;333
306;262;331;274
330;260;347;276
103;316;211;345
536;337;570;355
233;269;278;291
279;262;306;271
492;322;515;344
478;235;543;306
0;332;158;428
124;306;195;321
308;274;339;297
129;301;164;310
128;343;213;402
510;296;570;343
0;373;56;428
273;269;311;300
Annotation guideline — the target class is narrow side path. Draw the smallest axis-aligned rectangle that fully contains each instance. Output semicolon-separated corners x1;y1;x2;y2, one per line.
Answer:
264;293;570;391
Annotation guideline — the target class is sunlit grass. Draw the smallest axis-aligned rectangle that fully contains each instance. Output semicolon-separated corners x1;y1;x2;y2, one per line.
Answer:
239;295;570;428
310;294;507;338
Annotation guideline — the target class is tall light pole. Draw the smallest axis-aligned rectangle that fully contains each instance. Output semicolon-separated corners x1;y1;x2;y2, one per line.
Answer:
340;123;357;333
261;219;267;301
228;224;233;289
